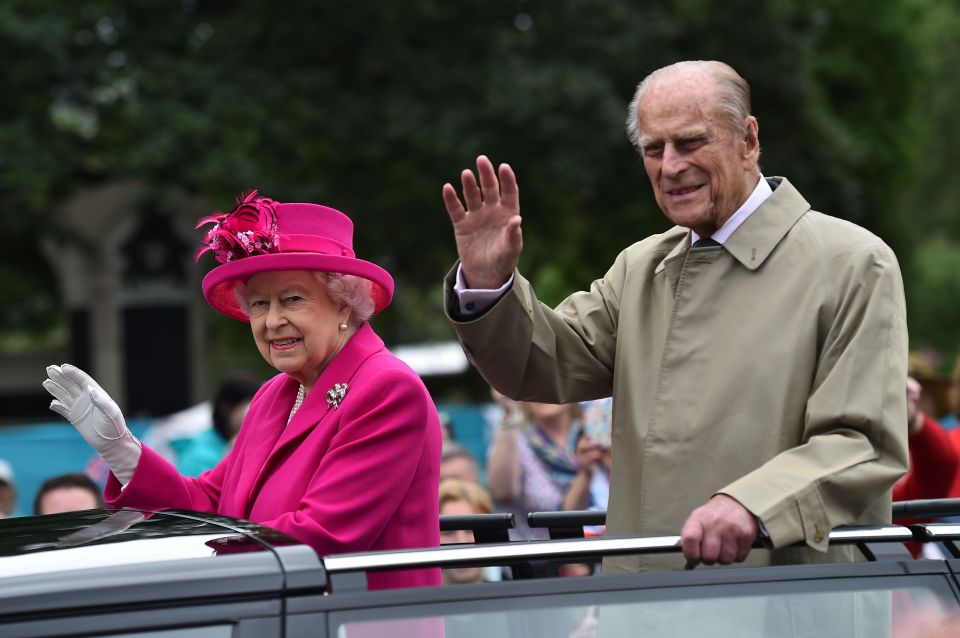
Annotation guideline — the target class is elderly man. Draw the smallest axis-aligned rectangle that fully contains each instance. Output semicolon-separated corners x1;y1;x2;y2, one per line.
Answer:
34;473;106;516
441;60;908;572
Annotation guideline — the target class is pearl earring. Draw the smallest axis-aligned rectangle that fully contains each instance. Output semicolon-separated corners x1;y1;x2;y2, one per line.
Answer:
338;320;348;331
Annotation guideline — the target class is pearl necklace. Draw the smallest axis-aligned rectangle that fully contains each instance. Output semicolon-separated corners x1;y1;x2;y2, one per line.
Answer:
288;384;306;423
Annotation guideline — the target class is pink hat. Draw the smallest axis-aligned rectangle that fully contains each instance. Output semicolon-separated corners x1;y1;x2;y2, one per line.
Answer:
197;191;394;322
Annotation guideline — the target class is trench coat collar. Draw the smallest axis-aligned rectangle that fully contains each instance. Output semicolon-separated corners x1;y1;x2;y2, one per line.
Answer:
655;176;810;274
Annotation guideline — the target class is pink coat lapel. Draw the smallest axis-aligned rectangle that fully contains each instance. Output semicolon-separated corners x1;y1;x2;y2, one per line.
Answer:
223;377;295;517
241;325;386;513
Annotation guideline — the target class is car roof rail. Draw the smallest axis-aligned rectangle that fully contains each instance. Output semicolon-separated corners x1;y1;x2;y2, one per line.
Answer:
528;511;606;539
526;499;960;541
909;522;960;558
439;513;514;544
893;498;960;520
322;524;914;592
528;510;605;539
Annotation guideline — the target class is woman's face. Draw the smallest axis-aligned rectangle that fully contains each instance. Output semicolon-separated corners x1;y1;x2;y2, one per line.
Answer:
245;270;346;390
440;499;484;584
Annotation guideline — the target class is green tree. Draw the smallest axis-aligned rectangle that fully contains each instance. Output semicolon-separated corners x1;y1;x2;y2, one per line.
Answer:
0;0;949;392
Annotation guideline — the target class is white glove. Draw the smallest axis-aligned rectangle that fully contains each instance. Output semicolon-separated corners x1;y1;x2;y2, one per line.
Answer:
43;364;142;486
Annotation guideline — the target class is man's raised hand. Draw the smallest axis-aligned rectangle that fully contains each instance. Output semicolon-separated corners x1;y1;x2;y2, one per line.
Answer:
442;155;523;289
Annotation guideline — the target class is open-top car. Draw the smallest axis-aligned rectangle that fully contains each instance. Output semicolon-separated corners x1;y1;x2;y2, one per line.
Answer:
2;500;960;637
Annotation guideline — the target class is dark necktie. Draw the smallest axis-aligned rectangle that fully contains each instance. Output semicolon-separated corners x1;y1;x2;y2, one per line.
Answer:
691;237;721;249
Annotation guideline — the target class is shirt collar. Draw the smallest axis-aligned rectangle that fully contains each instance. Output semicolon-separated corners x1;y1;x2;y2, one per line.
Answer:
655;176;811;274
689;175;772;245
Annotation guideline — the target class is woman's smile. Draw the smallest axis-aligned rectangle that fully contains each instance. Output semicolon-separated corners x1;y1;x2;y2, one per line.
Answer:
245;270;349;391
270;337;302;351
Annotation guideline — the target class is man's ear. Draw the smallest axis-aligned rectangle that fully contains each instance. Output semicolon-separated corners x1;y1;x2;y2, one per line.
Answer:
742;116;760;161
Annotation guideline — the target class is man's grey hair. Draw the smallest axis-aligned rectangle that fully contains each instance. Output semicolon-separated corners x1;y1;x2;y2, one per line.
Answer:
625;60;752;149
234;272;375;325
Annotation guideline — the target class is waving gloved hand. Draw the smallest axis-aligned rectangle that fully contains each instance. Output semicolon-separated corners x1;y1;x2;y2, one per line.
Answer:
43;364;142;486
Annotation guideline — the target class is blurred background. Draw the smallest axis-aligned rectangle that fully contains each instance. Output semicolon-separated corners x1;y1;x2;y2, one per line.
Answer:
2;0;960;508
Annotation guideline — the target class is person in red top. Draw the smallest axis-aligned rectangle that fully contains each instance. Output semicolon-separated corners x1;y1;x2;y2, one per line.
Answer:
893;377;959;557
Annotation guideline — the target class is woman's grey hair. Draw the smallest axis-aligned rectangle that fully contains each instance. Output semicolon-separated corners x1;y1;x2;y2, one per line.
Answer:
234;271;375;325
316;272;375;325
625;60;752;149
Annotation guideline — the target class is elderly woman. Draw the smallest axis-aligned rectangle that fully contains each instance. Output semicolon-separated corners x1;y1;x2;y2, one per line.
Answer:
43;192;442;590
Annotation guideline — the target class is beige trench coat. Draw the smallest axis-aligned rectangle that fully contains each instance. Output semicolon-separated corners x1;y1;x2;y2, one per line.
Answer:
445;177;908;572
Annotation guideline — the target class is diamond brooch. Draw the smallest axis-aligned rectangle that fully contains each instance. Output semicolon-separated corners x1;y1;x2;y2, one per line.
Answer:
326;383;349;410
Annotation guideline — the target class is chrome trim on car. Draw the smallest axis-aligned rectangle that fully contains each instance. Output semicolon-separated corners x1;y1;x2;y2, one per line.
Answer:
323;525;914;574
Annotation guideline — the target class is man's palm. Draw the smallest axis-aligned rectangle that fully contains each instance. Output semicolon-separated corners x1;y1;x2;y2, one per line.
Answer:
442;155;523;289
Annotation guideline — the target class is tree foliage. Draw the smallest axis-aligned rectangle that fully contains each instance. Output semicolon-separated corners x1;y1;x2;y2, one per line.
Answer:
0;0;956;375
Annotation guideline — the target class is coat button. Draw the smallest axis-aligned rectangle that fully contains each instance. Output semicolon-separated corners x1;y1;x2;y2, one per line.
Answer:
814;528;825;543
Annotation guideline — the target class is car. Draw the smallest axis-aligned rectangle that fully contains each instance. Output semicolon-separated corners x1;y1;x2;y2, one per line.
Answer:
2;500;960;637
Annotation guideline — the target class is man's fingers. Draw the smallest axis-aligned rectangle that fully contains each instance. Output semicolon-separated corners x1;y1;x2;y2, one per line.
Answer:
505;216;523;253
476;155;501;207
717;537;739;565
735;537;753;563
700;532;722;565
442;183;466;224
680;519;703;566
460;169;483;211
499;163;520;211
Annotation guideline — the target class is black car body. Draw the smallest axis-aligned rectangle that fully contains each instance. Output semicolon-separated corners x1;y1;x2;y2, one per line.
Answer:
2;504;960;637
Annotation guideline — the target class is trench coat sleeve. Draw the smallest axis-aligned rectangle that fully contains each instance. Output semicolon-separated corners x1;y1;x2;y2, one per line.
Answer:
443;256;624;403
719;244;909;552
103;443;226;511
254;367;434;554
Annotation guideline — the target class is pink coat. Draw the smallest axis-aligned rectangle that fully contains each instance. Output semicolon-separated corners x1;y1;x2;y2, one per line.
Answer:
106;324;442;590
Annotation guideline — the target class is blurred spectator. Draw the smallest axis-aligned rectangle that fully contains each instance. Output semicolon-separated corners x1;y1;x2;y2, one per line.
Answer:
893;377;959;558
487;396;582;540
564;398;613;536
438;411;453;442
0;459;16;518
33;472;106;515
940;358;960;431
440;442;481;485
909;351;951;420
169;375;262;476
439;478;495;585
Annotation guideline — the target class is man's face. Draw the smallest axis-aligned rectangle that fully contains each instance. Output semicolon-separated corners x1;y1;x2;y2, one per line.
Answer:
38;487;100;515
635;74;759;237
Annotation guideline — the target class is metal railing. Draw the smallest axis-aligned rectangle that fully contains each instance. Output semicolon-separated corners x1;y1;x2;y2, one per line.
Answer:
322;499;960;591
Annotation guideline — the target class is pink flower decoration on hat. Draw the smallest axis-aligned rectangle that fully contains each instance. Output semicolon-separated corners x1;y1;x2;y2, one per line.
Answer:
195;190;281;264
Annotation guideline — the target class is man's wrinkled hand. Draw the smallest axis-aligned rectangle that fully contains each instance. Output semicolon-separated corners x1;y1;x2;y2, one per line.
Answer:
442;155;523;289
680;494;758;569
